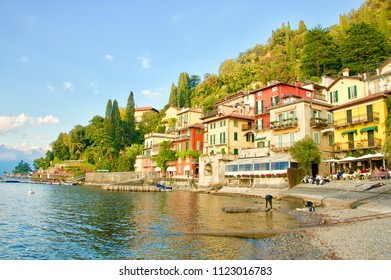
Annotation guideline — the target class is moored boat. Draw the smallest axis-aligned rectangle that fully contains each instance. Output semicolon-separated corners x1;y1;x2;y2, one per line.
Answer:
156;183;172;191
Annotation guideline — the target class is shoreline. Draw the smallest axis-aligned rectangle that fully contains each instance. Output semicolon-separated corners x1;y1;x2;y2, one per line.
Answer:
83;178;391;259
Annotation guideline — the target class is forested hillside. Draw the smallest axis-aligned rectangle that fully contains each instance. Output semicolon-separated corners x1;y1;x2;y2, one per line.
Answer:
34;0;391;172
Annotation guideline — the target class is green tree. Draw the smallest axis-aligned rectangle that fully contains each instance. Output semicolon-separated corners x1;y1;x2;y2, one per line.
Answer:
51;132;70;161
290;137;321;175
123;91;136;146
12;160;31;174
137;111;160;137
154;141;177;171
340;23;391;74
117;144;143;171
383;96;391;168
178;72;190;107
168;83;178;107
300;26;340;79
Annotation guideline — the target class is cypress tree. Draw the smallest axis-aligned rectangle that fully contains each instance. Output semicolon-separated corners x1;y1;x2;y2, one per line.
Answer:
123;91;136;146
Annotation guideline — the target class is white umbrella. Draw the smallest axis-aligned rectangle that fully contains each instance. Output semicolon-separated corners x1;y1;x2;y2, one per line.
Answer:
336;156;358;163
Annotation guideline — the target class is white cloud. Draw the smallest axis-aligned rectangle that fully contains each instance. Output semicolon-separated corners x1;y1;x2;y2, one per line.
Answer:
20;56;30;63
0;114;60;134
47;82;56;92
104;54;114;61
141;89;163;99
137;56;151;69
63;81;74;91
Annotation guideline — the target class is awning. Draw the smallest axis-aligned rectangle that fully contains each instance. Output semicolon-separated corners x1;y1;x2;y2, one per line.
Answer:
166;166;176;172
341;129;357;137
255;136;266;141
184;165;190;171
360;126;378;134
154;167;161;172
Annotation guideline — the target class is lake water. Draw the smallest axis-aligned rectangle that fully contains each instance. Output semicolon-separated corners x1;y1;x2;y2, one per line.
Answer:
0;182;303;260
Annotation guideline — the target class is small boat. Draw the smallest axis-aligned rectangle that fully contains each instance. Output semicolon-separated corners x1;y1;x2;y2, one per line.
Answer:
28;189;35;195
156;183;172;191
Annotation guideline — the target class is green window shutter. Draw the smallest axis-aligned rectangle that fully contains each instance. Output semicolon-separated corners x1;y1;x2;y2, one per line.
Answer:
329;92;333;103
210;135;212;144
234;132;238;141
255;101;259;114
336;90;338;102
348;87;351;99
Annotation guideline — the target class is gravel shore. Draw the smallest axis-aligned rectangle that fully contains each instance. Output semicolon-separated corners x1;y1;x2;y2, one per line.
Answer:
262;207;391;260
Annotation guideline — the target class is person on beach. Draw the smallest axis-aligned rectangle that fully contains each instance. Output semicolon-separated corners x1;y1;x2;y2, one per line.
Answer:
304;201;315;212
265;194;273;209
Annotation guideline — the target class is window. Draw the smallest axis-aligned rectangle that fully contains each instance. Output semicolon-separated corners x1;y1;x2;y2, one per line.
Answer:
209;135;212;145
348;85;357;99
313;132;320;144
330;90;338;103
234;132;238;141
327;113;333;123
197;128;201;134
233;149;239;155
220;121;222;127
196;141;201;150
210;124;213;130
328;134;334;146
234;120;238;127
186;142;189;151
306;92;311;97
271;161;289;170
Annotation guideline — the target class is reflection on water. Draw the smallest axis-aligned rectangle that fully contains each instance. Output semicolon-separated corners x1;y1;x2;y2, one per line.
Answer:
0;183;302;260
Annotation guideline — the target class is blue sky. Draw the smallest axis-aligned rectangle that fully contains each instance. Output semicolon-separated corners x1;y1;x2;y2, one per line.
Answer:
0;0;365;152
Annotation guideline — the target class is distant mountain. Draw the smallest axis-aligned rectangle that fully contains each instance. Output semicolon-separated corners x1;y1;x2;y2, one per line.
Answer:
0;144;47;173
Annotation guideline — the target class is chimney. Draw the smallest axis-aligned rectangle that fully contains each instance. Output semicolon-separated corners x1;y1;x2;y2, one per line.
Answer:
342;68;350;77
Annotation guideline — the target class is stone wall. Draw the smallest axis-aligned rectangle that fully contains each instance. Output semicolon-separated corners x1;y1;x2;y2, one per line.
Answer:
198;154;237;187
85;171;143;184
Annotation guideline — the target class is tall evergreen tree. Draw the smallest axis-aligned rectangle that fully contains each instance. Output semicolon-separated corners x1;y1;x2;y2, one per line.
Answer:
168;83;178;107
123;91;136;146
111;99;122;157
177;72;190;107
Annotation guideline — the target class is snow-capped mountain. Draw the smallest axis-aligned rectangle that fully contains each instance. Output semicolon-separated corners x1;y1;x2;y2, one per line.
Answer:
0;144;47;173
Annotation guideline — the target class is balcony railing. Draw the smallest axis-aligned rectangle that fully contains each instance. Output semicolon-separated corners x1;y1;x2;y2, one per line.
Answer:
334;138;382;152
172;134;190;141
310;117;329;129
270;119;298;130
241;123;253;131
334;112;380;128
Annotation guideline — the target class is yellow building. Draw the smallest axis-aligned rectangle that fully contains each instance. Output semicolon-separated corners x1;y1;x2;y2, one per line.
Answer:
329;62;391;157
331;94;386;154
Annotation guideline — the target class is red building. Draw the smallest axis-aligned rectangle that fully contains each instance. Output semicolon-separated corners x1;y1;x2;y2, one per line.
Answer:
253;82;316;132
168;123;204;177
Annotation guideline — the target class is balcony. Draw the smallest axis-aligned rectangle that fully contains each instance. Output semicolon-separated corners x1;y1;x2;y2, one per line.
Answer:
310;117;329;129
270;118;298;131
334;112;380;128
334;138;382;152
270;141;296;152
172;134;190;141
241;123;254;131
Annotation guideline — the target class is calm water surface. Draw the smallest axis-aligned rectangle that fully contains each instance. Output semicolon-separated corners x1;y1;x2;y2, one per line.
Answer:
0;182;303;260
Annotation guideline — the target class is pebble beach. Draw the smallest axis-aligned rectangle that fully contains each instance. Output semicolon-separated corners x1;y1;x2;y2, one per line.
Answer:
257;180;391;260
